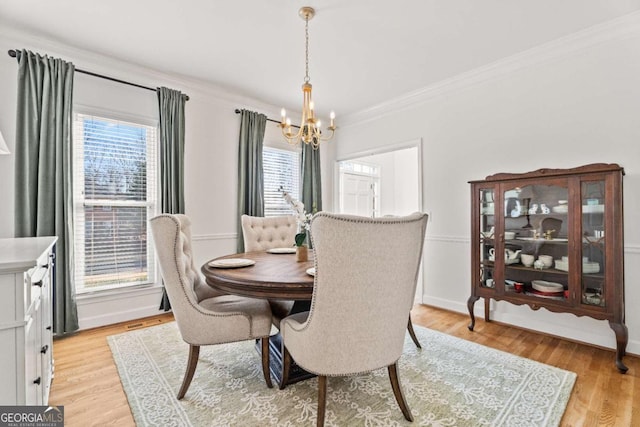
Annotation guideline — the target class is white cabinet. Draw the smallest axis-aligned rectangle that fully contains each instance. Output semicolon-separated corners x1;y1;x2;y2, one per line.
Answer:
0;237;56;405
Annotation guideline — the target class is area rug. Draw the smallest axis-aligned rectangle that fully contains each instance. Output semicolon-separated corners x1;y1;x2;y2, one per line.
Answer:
108;322;576;426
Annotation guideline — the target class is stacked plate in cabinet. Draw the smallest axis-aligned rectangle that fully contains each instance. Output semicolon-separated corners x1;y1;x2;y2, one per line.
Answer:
554;259;600;273
530;280;565;298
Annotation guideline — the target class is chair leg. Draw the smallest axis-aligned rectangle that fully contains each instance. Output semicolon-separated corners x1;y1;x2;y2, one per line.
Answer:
177;344;200;400
388;363;413;422
280;343;291;390
317;375;327;427
261;337;273;388
407;317;422;349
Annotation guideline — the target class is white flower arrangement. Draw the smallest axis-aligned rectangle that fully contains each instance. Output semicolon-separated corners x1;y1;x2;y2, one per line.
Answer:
281;187;312;247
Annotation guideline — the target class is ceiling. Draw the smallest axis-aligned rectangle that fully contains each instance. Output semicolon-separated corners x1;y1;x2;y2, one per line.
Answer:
1;1;639;120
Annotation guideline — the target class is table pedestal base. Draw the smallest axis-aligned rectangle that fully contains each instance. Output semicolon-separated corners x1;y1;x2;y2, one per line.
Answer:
256;333;315;387
256;300;315;387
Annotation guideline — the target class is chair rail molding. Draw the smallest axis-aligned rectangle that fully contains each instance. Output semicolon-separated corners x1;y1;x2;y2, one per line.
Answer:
192;233;237;242
341;10;640;128
625;244;640;254
426;235;470;244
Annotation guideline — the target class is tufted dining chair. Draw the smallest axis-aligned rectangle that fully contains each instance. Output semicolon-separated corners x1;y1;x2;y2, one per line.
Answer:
280;212;428;426
241;214;298;326
150;214;274;399
241;214;298;251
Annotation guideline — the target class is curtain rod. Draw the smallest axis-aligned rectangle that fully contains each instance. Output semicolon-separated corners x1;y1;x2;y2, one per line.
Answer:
234;109;300;129
8;49;189;101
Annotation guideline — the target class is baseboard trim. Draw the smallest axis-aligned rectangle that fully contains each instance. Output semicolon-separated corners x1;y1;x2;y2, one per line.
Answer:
421;294;640;356
76;285;165;330
78;304;166;331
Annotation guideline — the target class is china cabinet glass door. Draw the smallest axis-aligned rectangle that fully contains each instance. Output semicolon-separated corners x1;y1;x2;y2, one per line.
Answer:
501;183;569;299
479;188;495;289
581;180;606;307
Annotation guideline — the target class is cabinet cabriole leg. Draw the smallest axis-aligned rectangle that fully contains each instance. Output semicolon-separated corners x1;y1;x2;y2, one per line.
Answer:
467;296;479;331
608;321;628;373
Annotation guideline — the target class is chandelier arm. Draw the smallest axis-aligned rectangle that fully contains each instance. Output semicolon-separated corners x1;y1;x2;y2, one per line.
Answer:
316;128;335;142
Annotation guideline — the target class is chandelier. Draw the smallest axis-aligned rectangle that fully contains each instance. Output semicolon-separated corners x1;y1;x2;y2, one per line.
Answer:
279;6;335;149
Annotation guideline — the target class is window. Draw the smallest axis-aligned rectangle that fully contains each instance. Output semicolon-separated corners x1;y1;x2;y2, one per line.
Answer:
339;160;379;176
263;146;300;216
72;111;157;293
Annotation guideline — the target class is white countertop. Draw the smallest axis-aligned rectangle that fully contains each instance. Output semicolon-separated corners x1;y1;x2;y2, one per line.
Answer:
0;237;58;271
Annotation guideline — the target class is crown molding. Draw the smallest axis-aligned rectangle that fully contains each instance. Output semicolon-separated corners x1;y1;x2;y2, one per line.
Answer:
0;24;285;120
342;11;640;128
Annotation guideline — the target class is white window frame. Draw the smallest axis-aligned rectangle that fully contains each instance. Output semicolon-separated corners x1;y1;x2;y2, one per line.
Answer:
263;123;301;216
72;106;159;294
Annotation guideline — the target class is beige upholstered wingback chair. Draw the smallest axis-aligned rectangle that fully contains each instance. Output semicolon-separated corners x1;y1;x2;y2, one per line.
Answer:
241;214;297;251
241;214;298;325
150;214;274;399
280;212;428;426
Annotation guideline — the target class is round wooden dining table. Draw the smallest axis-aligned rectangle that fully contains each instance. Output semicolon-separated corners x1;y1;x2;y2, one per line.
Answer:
201;250;314;301
201;250;315;387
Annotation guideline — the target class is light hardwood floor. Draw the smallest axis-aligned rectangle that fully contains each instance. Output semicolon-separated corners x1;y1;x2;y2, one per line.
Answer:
49;305;638;426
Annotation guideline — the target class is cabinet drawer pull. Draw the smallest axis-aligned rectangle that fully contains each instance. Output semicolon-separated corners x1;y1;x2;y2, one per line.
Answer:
33;377;41;385
33;280;43;287
41;345;49;354
46;326;52;331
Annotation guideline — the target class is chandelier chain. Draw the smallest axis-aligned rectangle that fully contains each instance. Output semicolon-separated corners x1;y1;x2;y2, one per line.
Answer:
304;16;310;83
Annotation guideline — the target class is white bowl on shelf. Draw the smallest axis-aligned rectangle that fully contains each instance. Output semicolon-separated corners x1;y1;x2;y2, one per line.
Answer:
538;255;553;268
521;254;535;267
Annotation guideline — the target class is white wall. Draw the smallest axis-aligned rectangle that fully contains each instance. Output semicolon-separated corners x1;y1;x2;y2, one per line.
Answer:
335;16;640;356
393;147;419;215
0;27;334;329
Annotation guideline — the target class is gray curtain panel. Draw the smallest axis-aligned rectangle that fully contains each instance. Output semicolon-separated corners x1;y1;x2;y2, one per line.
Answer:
301;142;322;213
236;109;267;252
158;87;186;214
14;49;78;335
157;86;187;311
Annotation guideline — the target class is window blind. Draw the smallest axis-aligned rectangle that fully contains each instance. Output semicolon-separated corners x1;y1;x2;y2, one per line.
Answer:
73;113;157;293
263;146;300;216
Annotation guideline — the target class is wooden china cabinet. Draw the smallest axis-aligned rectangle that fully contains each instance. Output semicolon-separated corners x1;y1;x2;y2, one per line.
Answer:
467;164;627;373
